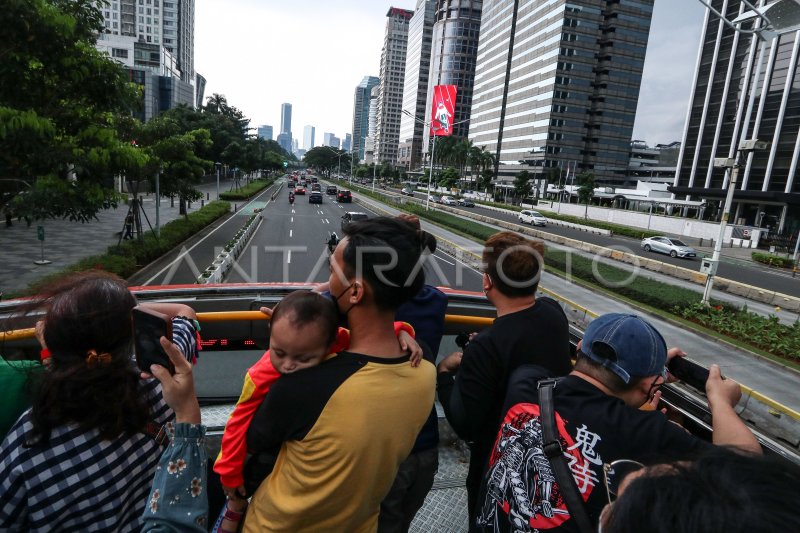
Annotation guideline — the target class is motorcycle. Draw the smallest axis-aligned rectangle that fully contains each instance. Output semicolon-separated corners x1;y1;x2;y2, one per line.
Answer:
289;195;295;205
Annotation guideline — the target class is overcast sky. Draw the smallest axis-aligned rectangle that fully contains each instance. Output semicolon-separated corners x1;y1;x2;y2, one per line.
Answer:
195;0;707;148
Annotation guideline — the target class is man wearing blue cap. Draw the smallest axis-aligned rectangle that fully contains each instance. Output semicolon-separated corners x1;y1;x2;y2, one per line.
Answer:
475;312;761;533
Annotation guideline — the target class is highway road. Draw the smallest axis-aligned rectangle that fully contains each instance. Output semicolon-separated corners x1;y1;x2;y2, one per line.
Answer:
391;186;800;298
225;186;484;291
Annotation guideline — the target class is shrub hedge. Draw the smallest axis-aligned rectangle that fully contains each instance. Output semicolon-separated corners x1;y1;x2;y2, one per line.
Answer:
219;177;275;200
752;251;795;268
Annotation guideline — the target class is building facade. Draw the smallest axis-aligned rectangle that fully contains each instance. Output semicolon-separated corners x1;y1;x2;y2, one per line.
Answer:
276;133;292;154
672;0;800;235
364;85;381;164
323;133;341;148
343;133;352;152
280;103;292;135
97;33;193;121
398;0;436;170
303;125;315;150
422;0;483;151
376;7;414;165
469;0;653;186
257;125;274;141
98;0;194;83
352;76;380;162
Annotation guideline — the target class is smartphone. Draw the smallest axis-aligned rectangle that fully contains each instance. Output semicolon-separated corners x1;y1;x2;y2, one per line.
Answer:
667;357;710;391
132;306;174;374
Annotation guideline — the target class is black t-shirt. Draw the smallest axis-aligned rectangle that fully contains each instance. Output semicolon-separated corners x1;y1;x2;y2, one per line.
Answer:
475;370;710;532
438;297;572;516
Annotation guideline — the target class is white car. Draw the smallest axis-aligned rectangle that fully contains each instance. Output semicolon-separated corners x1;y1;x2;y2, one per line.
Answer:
440;196;457;205
519;210;547;226
641;236;697;259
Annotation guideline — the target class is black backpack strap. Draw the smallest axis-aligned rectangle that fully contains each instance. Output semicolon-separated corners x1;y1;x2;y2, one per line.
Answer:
538;380;595;533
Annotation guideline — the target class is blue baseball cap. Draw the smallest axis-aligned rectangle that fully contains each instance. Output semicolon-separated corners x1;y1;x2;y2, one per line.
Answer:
581;313;668;384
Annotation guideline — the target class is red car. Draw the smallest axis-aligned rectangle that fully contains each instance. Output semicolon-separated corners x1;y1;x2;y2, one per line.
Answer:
295;187;306;195
337;190;352;202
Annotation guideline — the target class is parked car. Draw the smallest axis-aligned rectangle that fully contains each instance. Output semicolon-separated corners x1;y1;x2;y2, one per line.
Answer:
295;187;306;195
641;236;697;259
309;191;323;204
427;195;438;203
457;198;475;207
326;185;338;195
440;196;457;206
519;210;547;226
337;190;352;203
341;211;368;229
401;187;415;196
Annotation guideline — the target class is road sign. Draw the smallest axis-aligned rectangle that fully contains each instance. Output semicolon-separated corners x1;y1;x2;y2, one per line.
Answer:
283;161;288;168
34;225;51;265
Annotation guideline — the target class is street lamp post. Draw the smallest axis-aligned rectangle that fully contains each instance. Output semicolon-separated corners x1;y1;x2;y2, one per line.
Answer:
702;139;768;305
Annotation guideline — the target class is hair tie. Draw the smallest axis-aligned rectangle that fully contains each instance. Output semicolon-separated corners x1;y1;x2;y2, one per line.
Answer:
86;350;112;366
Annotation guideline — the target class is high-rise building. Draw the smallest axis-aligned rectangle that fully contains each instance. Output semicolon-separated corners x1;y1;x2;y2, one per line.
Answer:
352;76;380;161
195;73;206;109
421;0;482;157
303;125;315;150
96;33;192;121
672;0;800;234
280;103;292;134
469;1;654;186
323;133;341;149
97;0;194;83
277;133;292;154
343;133;352;153
96;0;197;118
364;85;381;164
376;7;414;165
257;125;274;141
398;0;436;170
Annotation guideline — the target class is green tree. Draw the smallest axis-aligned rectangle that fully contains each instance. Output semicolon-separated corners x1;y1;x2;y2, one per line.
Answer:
1;0;147;222
576;171;596;218
439;167;460;189
513;170;532;200
137;116;212;217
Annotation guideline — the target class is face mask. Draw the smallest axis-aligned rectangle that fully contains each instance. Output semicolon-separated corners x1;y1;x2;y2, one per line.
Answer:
325;282;355;326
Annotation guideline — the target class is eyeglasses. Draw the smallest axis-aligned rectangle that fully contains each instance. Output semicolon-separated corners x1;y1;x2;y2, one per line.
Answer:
602;459;644;503
646;369;668;400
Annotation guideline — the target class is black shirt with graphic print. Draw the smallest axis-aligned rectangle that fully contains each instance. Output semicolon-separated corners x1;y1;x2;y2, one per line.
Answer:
475;369;710;532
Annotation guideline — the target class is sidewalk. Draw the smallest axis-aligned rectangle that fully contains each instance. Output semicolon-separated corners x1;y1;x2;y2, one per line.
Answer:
0;180;227;297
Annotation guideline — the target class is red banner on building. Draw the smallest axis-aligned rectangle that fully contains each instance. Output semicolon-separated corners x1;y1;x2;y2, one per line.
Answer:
430;85;457;137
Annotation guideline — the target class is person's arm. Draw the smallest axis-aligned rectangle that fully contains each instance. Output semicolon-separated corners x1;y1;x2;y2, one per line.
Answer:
0;451;29;530
214;352;281;494
139;303;197;320
438;340;499;441
141;336;207;532
706;365;762;454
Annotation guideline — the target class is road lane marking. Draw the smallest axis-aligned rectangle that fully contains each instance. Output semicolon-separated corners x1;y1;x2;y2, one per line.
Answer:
292;209;295;214
288;250;292;263
291;217;294;223
143;181;276;285
290;229;293;238
434;253;455;266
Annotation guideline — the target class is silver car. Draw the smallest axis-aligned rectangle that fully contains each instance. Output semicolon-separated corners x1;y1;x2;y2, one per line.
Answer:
519;210;547;226
641;236;697;259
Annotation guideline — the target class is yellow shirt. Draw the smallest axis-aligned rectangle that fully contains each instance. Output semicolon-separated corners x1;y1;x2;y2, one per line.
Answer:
243;351;436;532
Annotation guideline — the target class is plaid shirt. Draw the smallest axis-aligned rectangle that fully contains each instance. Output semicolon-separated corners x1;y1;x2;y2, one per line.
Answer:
0;317;199;532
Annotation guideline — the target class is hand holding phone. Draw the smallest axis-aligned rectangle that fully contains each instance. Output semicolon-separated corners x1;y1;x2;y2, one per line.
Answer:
132;306;174;374
667;356;712;391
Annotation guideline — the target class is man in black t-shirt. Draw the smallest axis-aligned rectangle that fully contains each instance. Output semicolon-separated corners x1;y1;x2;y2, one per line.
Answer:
437;232;572;524
475;312;761;533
